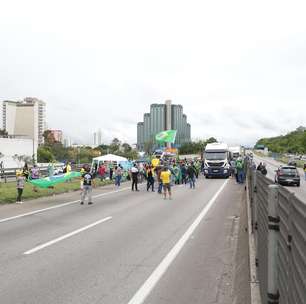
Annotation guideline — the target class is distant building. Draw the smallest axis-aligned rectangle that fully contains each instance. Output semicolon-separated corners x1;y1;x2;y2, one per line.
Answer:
93;129;102;146
63;137;72;148
49;129;63;143
137;100;191;150
2;97;46;145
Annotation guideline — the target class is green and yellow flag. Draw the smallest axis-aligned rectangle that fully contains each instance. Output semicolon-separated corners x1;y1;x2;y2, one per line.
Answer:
155;130;177;143
29;171;81;188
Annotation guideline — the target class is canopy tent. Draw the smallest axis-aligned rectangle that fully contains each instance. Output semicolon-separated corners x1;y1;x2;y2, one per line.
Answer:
91;154;129;171
92;154;128;163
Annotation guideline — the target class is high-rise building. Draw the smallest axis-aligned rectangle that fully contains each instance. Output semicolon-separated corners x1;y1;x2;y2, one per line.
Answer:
137;122;145;151
63;137;72;147
137;100;191;150
49;129;63;143
93;129;102;146
2;97;46;145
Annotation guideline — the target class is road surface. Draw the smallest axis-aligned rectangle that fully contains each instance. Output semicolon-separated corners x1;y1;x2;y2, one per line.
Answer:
253;154;306;201
0;177;250;304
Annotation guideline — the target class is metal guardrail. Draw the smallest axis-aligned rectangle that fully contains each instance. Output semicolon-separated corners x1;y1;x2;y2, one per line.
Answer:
247;164;306;304
0;164;85;182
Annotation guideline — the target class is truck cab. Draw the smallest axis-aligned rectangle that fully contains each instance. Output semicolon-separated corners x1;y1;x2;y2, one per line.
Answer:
204;143;230;178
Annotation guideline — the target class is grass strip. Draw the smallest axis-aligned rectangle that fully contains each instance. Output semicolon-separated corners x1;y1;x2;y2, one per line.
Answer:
0;178;114;204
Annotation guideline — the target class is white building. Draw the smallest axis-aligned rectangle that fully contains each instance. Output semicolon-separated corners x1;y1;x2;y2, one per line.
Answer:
0;138;37;168
2;97;46;146
93;129;102;146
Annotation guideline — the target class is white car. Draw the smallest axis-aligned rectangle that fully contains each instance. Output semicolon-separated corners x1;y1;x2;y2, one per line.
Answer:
53;166;64;175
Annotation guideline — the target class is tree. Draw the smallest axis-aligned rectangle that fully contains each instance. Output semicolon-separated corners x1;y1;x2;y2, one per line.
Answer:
144;140;154;155
12;154;33;166
37;147;55;163
109;138;121;153
122;143;132;153
256;127;306;154
43;130;56;146
178;138;218;155
206;137;217;144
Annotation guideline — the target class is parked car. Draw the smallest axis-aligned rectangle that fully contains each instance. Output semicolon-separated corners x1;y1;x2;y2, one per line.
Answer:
275;166;300;187
288;160;297;167
54;166;64;175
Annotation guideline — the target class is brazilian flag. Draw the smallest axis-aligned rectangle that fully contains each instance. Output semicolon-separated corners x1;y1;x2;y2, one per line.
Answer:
155;130;177;143
29;172;81;188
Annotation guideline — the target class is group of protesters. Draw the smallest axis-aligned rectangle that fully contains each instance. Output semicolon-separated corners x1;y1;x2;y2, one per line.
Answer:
15;155;249;204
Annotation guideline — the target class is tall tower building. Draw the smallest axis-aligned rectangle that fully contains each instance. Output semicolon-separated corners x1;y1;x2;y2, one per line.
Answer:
2;97;46;145
165;100;172;131
137;100;191;150
93;129;103;146
137;122;144;150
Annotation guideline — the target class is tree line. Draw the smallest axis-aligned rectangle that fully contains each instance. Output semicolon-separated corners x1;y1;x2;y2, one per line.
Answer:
38;131;139;163
256;126;306;154
178;137;217;155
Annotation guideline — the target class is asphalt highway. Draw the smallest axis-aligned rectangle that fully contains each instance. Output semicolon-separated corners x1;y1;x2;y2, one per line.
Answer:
253;154;306;201
0;177;247;304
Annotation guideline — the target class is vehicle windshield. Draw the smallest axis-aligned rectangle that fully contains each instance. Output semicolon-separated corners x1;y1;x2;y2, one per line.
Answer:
280;168;297;174
205;152;227;160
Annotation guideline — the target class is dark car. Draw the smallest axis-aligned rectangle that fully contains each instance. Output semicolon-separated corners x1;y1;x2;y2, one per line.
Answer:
288;160;297;167
275;166;300;187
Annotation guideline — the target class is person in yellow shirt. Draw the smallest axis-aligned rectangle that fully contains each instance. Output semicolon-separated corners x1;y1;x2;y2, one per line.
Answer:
160;166;172;200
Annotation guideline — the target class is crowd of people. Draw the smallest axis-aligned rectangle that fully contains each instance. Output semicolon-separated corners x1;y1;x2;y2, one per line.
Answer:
81;156;248;204
15;156;249;204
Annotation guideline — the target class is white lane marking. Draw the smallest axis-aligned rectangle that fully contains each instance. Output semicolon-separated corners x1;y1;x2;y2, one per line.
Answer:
127;179;229;304
23;216;112;255
0;187;130;224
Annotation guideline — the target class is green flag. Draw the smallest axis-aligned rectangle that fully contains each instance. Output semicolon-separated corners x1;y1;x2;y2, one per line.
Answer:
155;130;177;143
29;171;81;188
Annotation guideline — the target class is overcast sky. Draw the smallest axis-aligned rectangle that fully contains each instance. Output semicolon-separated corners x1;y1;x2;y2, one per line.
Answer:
0;0;305;146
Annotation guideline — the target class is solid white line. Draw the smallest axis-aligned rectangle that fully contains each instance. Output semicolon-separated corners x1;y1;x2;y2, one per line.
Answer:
0;187;130;224
23;216;112;255
127;179;229;304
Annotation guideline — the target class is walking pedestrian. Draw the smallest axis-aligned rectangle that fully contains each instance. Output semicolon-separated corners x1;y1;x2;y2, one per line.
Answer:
155;165;163;193
187;162;197;189
98;164;106;181
115;165;122;187
160;166;172;199
236;157;244;184
181;163;187;185
304;164;306;181
48;162;54;177
80;166;95;205
131;164;139;191
109;164;114;181
31;164;40;192
146;166;155;192
22;162;29;180
16;170;25;204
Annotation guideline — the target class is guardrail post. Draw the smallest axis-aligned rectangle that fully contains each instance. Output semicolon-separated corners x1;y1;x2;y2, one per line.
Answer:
267;184;280;304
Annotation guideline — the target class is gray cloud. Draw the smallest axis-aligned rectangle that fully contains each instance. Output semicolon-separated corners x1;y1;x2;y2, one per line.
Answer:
1;0;306;147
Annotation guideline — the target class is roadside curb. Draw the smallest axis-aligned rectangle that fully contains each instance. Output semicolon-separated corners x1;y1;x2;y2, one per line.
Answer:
246;182;262;304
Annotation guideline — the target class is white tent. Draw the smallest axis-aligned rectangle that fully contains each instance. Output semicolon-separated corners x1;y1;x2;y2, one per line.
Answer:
92;154;128;164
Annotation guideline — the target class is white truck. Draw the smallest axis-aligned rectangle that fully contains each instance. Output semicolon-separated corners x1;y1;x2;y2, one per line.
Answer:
229;146;242;160
204;143;230;178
